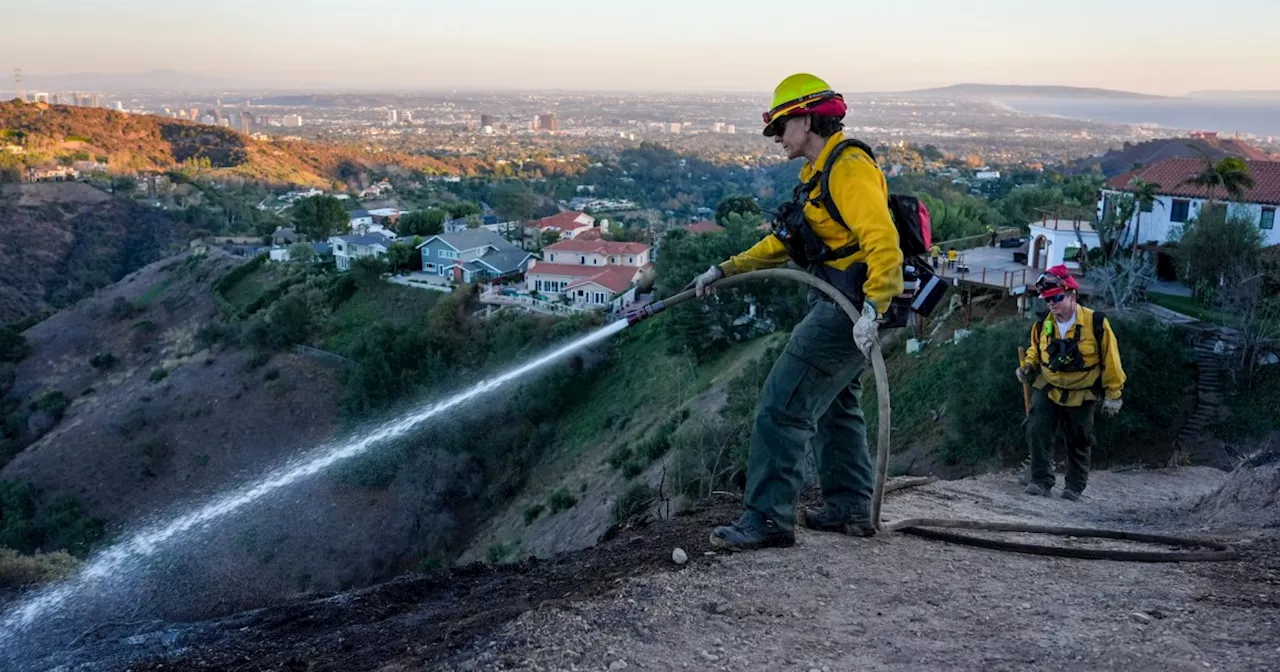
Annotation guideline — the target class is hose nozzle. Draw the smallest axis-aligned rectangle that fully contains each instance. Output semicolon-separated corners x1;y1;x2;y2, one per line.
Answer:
624;300;667;326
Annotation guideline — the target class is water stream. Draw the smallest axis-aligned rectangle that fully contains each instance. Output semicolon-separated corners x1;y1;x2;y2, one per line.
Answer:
0;319;629;662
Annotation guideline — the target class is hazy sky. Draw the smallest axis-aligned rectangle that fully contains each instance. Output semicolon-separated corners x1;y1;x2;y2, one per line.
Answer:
4;0;1278;94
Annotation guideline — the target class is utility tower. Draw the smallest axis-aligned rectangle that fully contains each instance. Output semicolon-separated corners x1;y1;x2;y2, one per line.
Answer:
13;68;25;102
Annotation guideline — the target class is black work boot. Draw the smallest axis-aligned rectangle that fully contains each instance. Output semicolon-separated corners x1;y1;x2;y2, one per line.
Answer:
710;510;795;551
798;504;877;537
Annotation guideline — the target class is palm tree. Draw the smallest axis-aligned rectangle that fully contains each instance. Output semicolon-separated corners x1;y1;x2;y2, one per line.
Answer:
1128;178;1162;259
1182;147;1255;204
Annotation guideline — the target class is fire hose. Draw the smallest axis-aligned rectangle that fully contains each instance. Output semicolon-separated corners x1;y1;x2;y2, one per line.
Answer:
627;268;1238;562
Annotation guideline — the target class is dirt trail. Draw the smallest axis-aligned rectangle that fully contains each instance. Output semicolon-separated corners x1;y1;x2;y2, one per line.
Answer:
30;467;1280;672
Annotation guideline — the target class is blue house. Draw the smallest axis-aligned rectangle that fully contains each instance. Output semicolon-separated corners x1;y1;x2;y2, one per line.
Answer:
416;229;534;283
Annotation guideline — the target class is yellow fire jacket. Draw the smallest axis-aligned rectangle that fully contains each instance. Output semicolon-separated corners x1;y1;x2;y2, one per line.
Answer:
719;133;903;314
1022;305;1126;407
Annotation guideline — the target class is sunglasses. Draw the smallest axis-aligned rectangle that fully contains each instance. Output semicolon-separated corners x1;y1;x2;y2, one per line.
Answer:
1044;294;1068;304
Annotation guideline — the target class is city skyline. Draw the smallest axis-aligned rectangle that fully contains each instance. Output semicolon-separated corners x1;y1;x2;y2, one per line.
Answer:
4;0;1279;96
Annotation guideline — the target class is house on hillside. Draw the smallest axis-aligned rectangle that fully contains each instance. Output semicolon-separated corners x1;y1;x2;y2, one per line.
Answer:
443;213;518;235
330;234;391;271
349;209;374;230
525;211;596;243
1099;158;1280;247
525;238;652;311
27;166;80;182
415;229;534;283
271;226;299;245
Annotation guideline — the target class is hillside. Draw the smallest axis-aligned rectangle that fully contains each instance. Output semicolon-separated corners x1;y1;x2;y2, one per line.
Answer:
0;100;459;187
0;182;200;324
1080;136;1276;177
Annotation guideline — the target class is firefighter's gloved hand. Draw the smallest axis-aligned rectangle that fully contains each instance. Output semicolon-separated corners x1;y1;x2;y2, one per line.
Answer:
694;265;723;298
1015;366;1032;384
1101;398;1122;417
852;301;881;356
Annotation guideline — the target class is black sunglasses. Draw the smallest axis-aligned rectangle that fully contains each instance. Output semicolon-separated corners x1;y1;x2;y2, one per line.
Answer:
1044;294;1068;304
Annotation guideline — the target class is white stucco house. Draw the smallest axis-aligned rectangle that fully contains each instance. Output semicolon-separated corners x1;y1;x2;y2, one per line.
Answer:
1027;219;1100;271
329;234;391;271
1099;158;1280;247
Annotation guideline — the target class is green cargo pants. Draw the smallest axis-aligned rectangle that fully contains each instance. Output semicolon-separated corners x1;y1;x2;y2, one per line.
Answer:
745;297;873;531
1026;387;1097;494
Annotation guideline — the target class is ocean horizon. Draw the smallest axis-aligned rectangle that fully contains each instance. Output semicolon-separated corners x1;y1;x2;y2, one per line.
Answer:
1002;97;1280;139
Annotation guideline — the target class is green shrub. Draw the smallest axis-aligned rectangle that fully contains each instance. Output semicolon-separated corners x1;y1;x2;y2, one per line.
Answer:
0;548;80;589
263;368;280;381
1213;371;1280;443
246;351;271;370
486;542;512;564
523;503;545;525
613;483;655;523
89;352;118;370
0;327;30;363
148;367;168;383
33;391;69;416
109;296;138;320
133;319;157;334
133;436;169;478
546;487;577;514
0;481;106;556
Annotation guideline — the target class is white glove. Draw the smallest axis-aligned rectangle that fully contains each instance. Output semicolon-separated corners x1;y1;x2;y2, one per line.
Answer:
852;300;881;356
1016;367;1031;384
694;265;723;298
1101;398;1122;417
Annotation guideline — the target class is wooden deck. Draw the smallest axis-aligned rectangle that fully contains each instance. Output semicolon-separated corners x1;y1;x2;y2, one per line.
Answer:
934;245;1037;294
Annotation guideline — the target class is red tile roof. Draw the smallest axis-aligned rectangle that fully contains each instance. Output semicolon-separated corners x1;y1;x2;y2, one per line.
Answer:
528;211;594;230
685;220;725;234
563;266;639;294
525;262;613;278
1107;158;1280;205
544;238;651;255
574;227;604;240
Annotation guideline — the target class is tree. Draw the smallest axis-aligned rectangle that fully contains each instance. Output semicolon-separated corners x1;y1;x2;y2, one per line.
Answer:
399;209;446;237
539;230;561;249
385;242;416;273
1173;209;1264;302
715;195;761;225
447;201;482;219
292;195;349;242
492;182;537;221
350;256;388;288
287;242;315;263
1127;179;1162;260
1182;152;1255;203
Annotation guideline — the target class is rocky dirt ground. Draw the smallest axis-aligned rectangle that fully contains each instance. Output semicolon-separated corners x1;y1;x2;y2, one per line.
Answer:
24;463;1276;672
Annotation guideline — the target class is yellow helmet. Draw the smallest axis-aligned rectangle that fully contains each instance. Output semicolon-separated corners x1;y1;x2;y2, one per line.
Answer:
763;74;844;136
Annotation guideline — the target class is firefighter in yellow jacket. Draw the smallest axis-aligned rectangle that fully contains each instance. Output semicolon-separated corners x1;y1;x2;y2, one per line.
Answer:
1017;265;1125;501
691;74;903;550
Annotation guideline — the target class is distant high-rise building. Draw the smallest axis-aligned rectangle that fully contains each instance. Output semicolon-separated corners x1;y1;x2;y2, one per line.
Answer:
668;123;682;134
239;113;253;133
711;122;725;133
33;92;49;103
282;114;303;128
51;94;61;105
190;107;200;121
480;114;495;128
538;113;558;132
387;109;399;124
90;93;102;108
114;101;124;112
726;124;737;134
401;110;412;123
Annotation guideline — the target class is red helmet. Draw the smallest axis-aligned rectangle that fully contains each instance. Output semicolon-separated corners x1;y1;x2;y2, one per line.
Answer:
1036;265;1080;298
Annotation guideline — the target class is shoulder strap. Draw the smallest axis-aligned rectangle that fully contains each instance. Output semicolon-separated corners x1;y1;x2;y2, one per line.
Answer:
816;138;877;231
1092;311;1107;348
